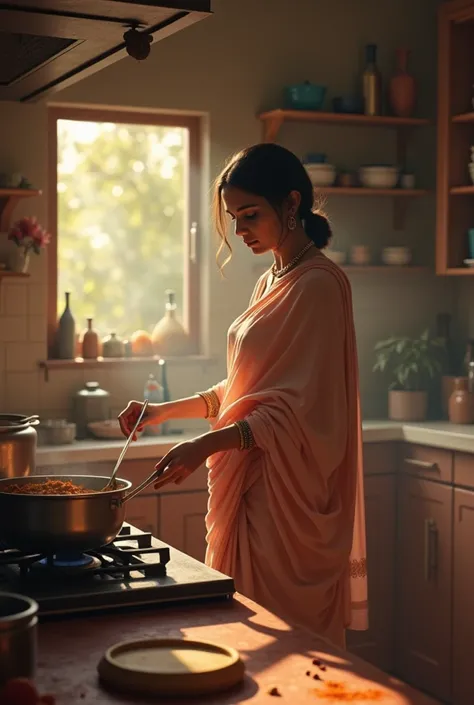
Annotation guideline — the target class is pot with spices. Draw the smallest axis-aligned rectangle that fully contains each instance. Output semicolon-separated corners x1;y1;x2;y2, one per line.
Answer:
0;415;39;481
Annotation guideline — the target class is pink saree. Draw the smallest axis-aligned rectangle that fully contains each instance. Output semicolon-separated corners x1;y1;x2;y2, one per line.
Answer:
205;254;368;647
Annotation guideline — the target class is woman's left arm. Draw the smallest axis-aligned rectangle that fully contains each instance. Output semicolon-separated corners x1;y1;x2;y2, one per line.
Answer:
153;424;243;489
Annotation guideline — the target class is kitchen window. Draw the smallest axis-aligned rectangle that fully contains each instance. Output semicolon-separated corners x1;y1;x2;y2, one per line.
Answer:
47;105;202;361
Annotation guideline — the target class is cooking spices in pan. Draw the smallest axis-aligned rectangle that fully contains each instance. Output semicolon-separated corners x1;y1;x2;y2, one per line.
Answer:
312;680;384;701
2;479;96;495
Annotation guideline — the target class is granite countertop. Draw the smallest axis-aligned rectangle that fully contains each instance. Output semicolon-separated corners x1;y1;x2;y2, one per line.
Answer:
35;421;474;466
35;593;438;705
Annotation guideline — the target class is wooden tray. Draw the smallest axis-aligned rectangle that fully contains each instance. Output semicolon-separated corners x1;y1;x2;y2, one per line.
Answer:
97;637;245;697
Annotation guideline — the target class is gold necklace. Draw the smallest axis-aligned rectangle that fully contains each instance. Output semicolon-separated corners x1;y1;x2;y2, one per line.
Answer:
271;241;314;279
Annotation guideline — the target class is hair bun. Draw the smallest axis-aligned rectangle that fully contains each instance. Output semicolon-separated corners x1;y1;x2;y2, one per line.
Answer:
303;211;332;249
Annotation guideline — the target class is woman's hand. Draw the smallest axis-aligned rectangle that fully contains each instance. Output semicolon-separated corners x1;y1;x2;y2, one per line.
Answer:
153;437;213;489
118;400;169;440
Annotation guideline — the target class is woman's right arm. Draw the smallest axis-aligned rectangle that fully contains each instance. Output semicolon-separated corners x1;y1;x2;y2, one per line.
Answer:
118;380;227;438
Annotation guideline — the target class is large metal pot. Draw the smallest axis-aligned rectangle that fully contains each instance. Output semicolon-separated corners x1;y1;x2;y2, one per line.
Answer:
0;414;38;480
0;472;159;554
0;593;38;686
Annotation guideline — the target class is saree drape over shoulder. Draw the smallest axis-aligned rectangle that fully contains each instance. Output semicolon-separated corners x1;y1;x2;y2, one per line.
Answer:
205;255;368;647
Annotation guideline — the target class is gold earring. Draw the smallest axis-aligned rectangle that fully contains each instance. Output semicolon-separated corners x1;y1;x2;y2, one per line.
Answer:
288;215;296;231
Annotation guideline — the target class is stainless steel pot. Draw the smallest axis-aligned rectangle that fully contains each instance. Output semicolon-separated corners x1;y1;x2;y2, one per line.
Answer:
0;472;161;554
0;593;38;686
0;414;39;480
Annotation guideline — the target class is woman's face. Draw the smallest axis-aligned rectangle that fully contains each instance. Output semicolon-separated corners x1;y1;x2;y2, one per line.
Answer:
222;186;287;255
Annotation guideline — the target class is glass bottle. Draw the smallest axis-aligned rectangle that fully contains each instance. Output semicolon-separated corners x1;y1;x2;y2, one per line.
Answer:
143;373;164;437
57;292;76;360
362;44;382;116
159;358;171;435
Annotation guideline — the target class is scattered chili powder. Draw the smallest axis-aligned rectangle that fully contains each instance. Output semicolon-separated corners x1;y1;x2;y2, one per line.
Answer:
306;671;311;676
312;674;322;681
268;687;282;697
312;680;384;701
2;480;95;495
312;659;322;667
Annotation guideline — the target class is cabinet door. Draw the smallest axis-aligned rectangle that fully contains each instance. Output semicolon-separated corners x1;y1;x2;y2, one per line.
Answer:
453;488;474;705
396;477;452;702
346;475;396;673
159;491;209;562
126;496;159;536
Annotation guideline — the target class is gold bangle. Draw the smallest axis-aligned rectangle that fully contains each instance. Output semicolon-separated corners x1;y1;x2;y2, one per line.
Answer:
235;420;255;451
198;390;220;419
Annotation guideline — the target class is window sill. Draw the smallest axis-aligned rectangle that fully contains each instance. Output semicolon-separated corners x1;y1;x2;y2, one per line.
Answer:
38;355;216;381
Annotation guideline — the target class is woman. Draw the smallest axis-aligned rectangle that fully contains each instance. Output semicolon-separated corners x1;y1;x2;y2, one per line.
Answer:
119;143;368;648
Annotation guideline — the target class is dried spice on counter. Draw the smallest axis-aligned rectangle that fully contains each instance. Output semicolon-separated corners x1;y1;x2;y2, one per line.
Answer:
312;680;384;701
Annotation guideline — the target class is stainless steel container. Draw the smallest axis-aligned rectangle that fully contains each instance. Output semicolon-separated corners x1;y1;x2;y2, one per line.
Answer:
74;381;110;439
0;415;38;480
0;593;38;686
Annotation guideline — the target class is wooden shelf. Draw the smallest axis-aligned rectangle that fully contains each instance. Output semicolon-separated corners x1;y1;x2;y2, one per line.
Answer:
450;185;474;195
38;355;214;381
259;108;429;142
444;267;474;276
452;112;474;123
0;271;30;288
0;188;42;231
314;187;428;197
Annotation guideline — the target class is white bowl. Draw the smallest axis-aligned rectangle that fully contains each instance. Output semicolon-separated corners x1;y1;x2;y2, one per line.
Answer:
325;249;346;265
359;166;399;189
88;419;143;440
305;163;336;187
382;247;412;266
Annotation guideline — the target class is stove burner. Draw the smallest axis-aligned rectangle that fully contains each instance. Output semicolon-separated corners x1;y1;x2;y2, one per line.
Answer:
42;553;95;569
35;552;101;576
0;527;170;582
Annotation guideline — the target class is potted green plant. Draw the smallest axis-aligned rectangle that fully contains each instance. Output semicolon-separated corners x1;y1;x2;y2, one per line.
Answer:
373;330;444;422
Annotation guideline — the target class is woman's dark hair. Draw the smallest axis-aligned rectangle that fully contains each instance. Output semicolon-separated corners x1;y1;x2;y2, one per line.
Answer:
213;143;332;267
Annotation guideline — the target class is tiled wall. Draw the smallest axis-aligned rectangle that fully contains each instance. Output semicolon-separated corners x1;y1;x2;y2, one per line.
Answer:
0;0;458;423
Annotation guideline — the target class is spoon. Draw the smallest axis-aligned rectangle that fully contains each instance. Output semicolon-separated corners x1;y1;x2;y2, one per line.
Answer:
101;400;149;492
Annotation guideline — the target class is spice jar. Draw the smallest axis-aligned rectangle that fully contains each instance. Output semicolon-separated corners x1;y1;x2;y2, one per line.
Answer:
73;381;110;439
448;377;474;425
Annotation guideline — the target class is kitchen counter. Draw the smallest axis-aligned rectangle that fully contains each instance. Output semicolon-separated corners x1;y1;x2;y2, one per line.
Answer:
36;593;438;705
35;421;474;466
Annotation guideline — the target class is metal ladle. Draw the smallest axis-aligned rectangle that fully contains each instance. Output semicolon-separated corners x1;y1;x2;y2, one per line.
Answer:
101;400;149;491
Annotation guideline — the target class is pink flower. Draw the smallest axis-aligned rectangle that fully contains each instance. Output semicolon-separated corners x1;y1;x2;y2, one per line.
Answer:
8;217;51;255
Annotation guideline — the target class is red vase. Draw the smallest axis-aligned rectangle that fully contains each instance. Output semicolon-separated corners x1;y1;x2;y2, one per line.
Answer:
389;48;416;118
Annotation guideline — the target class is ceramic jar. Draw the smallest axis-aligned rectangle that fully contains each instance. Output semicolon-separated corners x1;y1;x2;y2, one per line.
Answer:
81;318;100;359
448;377;474;424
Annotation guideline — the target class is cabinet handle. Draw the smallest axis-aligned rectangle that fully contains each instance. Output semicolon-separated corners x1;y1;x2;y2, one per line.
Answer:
404;458;438;472
424;518;438;582
189;221;198;264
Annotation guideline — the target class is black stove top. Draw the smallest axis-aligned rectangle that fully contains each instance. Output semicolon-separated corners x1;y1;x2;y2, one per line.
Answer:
0;524;234;617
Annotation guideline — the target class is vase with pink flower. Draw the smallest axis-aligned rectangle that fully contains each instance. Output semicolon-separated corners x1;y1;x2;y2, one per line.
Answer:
7;216;51;273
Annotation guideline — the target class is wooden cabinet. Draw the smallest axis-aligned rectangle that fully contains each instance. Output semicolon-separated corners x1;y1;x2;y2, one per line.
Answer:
158;491;209;562
346;474;396;673
436;0;474;274
452;487;474;705
396;476;453;702
126;496;159;536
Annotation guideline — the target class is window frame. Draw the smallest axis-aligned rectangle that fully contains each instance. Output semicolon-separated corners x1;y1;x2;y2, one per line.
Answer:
47;104;203;359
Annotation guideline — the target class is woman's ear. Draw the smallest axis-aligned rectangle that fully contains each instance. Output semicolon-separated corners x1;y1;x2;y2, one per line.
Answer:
287;190;302;215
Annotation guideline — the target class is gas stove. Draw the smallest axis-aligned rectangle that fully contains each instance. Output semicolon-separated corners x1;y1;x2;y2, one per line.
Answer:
0;524;234;617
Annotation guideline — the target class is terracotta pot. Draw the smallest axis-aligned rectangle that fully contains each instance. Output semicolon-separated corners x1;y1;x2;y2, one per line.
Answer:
448;377;474;424
389;48;416;118
388;390;427;422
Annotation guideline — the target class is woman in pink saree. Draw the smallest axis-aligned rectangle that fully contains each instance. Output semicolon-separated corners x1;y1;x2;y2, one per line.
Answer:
119;144;368;648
